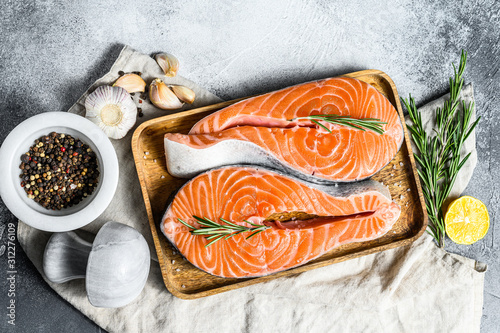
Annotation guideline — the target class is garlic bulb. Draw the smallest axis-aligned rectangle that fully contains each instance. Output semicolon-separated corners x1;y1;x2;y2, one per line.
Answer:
113;73;146;93
85;86;137;139
170;85;195;104
149;79;184;110
155;53;179;77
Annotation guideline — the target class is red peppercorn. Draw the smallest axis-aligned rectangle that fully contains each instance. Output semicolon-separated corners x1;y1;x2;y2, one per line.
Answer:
73;152;78;156
29;157;32;161
61;147;66;152
66;168;70;173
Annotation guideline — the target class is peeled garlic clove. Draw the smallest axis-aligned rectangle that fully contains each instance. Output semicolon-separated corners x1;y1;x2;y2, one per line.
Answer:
85;86;137;139
149;79;184;110
113;73;146;93
155;53;179;77
170;85;195;104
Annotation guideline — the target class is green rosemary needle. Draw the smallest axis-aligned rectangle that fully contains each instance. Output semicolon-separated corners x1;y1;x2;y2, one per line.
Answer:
402;50;480;248
287;114;387;134
178;216;270;247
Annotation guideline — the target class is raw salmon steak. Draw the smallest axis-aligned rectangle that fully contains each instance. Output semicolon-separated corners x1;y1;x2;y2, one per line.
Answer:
164;77;404;183
161;167;401;278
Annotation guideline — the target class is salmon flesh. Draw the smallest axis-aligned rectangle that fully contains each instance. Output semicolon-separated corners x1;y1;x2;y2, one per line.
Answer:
161;166;401;278
165;77;404;183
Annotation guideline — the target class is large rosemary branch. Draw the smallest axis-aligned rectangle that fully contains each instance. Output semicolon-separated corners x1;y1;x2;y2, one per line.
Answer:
178;216;270;247
287;114;387;135
402;50;480;247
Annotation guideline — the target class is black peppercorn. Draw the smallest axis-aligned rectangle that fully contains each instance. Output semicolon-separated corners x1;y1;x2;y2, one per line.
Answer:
19;132;99;211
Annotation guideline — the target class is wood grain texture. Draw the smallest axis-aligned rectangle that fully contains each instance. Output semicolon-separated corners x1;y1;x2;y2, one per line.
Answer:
131;69;428;299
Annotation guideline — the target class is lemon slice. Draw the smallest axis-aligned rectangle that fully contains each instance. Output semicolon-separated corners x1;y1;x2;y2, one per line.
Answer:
445;196;489;245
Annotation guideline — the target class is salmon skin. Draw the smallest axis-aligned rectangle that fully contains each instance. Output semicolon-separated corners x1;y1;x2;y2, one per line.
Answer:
164;77;404;183
161;166;401;278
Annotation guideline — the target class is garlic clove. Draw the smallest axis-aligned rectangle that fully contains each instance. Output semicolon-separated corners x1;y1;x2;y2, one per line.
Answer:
112;73;146;93
170;85;195;104
149;79;184;110
155;53;179;77
85;86;137;139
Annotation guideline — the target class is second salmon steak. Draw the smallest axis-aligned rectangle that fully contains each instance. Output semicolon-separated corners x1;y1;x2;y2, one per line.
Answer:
161;167;401;278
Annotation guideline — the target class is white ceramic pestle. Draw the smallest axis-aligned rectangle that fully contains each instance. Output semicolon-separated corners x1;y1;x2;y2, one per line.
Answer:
43;221;150;308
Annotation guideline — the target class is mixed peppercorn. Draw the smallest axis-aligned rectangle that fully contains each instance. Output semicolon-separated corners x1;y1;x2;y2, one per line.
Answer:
19;132;100;210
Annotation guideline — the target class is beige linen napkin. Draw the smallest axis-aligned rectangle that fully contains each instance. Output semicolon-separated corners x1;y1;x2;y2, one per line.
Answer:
17;46;486;333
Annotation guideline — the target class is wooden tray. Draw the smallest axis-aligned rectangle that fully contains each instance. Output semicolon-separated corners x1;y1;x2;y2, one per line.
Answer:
131;69;427;299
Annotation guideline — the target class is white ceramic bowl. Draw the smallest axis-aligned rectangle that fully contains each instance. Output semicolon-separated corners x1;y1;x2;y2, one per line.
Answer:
0;112;119;232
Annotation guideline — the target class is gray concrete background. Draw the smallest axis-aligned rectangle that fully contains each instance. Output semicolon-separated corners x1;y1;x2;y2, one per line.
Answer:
0;0;499;332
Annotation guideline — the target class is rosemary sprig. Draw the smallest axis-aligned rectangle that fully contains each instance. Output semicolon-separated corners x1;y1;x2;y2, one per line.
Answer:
402;50;480;248
178;216;270;247
287;114;387;134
